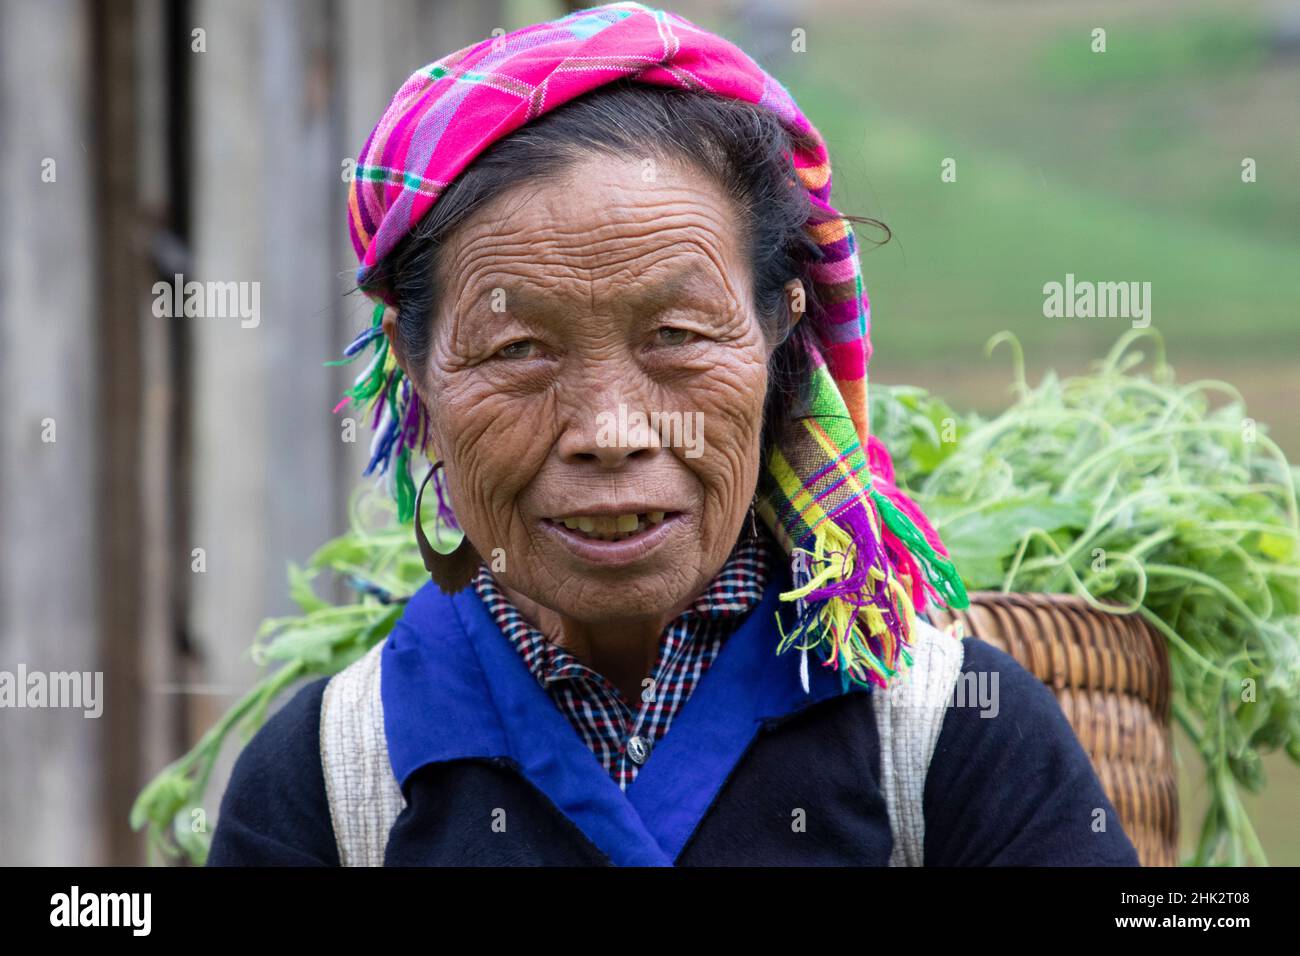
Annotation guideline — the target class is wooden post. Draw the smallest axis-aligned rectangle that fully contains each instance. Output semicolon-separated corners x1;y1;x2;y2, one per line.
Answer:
92;0;151;867
134;0;193;864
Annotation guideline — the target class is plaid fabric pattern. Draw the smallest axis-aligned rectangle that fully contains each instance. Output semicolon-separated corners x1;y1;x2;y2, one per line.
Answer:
341;1;968;691
474;533;769;790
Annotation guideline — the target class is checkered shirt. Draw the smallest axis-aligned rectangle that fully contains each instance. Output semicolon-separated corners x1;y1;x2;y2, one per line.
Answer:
473;533;770;790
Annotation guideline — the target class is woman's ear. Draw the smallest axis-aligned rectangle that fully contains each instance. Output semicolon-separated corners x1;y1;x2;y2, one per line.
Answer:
380;306;408;374
784;278;806;327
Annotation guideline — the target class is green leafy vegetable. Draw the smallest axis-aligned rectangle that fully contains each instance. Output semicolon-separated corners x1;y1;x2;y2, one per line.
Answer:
872;328;1300;866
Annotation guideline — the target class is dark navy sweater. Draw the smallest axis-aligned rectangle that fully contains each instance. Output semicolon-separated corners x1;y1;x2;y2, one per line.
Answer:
208;562;1140;867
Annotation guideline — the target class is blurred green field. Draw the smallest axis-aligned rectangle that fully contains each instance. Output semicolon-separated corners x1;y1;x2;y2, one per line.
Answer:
702;0;1300;460
773;1;1299;366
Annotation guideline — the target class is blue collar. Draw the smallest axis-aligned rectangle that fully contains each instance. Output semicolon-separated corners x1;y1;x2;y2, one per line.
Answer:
381;548;869;866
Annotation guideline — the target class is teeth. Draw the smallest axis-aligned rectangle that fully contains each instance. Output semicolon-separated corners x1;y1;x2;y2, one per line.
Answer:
554;512;671;542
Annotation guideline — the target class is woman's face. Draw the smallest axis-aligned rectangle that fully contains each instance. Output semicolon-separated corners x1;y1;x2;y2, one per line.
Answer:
406;154;771;625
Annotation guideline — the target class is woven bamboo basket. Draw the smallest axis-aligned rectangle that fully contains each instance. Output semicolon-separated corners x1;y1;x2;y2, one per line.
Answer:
927;591;1179;867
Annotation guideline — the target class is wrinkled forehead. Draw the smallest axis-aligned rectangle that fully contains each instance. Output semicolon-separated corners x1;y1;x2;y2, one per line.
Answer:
435;154;750;316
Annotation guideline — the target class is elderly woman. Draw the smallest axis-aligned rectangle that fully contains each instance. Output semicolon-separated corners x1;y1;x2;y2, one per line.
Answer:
209;3;1138;867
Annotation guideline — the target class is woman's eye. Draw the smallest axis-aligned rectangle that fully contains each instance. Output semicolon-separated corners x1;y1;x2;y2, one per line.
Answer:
496;339;534;360
656;326;695;347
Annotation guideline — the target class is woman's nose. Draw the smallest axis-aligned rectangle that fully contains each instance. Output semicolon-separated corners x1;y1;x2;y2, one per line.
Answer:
556;401;663;469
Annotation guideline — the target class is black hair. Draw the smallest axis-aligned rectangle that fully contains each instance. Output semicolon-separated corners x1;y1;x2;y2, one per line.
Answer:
363;79;888;455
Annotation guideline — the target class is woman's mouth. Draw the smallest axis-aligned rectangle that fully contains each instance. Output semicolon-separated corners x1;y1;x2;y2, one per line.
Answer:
540;510;685;565
548;510;669;542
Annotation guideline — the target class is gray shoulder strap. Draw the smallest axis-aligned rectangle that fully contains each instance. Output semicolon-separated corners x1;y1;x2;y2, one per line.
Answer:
872;618;966;867
319;639;405;867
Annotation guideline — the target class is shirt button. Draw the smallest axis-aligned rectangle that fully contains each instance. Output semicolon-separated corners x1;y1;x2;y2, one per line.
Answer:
626;735;652;765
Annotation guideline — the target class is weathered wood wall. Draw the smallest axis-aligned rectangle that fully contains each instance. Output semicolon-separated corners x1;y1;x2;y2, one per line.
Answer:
0;0;506;865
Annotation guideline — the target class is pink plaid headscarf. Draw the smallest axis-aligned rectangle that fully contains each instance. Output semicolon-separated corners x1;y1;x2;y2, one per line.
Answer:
342;2;967;689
